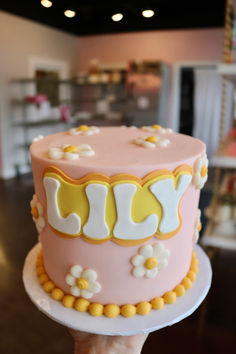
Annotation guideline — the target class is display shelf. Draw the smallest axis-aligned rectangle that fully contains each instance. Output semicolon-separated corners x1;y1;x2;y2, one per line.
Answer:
11;64;169;175
201;222;236;250
12;119;71;128
11;78;125;87
218;63;236;81
11;98;128;105
211;154;236;169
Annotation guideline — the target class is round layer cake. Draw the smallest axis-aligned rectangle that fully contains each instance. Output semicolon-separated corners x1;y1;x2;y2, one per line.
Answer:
30;125;207;315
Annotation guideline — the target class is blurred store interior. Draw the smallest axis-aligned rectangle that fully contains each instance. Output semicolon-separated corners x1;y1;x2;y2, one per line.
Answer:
0;0;235;353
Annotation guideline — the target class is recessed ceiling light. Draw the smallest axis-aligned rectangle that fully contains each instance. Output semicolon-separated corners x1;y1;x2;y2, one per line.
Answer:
41;0;53;8
142;9;155;18
64;9;76;18
111;13;123;22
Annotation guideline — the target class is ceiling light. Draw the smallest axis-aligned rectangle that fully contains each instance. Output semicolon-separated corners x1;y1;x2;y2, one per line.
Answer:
111;13;123;22
142;9;155;18
64;9;76;18
41;0;53;8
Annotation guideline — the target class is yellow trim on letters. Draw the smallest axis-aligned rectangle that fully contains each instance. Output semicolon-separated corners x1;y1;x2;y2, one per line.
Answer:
43;165;193;245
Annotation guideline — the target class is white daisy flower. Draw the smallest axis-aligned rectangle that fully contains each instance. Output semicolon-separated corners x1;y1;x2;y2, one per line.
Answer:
193;209;202;243
131;243;170;279
32;135;44;143
68;125;99;136
48;144;94;160
30;194;45;233
65;265;101;299
194;153;209;189
141;125;173;134
134;135;170;148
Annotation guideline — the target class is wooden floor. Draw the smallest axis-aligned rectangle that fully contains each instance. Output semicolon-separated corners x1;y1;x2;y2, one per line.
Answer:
0;174;235;354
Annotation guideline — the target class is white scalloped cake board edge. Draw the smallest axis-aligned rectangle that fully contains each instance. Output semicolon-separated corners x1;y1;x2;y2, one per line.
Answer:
23;243;212;336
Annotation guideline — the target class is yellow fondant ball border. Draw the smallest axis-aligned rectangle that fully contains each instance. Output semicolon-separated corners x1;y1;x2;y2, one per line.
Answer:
36;250;198;318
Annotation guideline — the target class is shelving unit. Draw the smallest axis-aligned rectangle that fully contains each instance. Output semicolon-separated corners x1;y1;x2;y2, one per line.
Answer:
11;62;170;174
218;63;236;79
201;223;236;250
202;69;236;247
201;0;236;250
11;79;129;173
211;154;236;169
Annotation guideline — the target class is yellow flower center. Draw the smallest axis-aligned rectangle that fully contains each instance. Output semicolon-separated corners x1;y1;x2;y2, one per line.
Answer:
76;278;88;290
200;165;208;178
145;257;158;270
198;222;202;232
77;125;89;132
145;136;158;143
152;124;161;130
31;207;39;219
63;145;79;153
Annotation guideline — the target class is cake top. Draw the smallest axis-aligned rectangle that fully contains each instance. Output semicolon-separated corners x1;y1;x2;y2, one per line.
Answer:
30;125;205;178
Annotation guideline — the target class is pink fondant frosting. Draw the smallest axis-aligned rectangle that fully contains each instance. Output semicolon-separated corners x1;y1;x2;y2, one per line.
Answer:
30;126;205;306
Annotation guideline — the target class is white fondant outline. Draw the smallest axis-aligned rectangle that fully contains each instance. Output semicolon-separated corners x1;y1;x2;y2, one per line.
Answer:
150;174;192;233
83;184;110;239
43;177;81;235
113;183;158;240
23;244;212;336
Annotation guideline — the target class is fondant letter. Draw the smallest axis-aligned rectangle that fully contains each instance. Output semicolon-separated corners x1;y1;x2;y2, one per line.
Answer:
150;174;192;233
43;177;81;235
113;183;158;240
83;184;110;239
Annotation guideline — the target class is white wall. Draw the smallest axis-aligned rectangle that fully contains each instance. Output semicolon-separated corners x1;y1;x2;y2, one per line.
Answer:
0;10;78;178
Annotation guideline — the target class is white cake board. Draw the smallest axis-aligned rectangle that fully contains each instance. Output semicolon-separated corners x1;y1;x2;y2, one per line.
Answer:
23;243;212;336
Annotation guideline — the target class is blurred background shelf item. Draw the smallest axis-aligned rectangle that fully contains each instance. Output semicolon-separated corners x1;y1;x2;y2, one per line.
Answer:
218;63;236;80
201;225;236;250
10;61;170;175
211;154;236;168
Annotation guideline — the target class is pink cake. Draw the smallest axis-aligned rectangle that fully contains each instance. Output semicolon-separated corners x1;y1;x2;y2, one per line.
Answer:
30;125;208;318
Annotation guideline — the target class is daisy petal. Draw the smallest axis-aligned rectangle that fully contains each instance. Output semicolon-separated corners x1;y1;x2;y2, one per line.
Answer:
146;268;158;278
48;149;63;160
193;230;199;243
79;149;94;157
64;152;79;160
81;290;93;299
131;254;145;267
37;216;45;228
133;266;146;278
70;265;82;278
153;243;164;257
158;249;170;260
136;137;145;144
82;269;97;281
37;203;43;216
71;286;80;297
158;259;168;270
87;281;101;293
65;274;75;286
140;245;153;258
78;144;92;150
68;128;77;135
143;141;155;148
84;130;93;135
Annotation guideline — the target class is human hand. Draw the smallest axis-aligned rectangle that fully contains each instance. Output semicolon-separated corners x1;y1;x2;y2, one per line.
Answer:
69;329;148;354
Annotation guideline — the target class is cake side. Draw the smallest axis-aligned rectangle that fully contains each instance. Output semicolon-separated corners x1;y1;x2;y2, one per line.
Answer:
30;126;207;312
